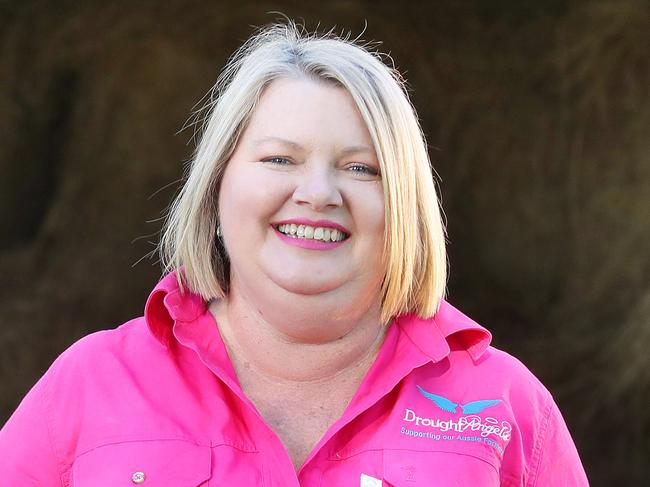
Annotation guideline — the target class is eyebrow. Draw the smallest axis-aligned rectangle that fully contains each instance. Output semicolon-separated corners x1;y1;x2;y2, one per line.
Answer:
253;136;375;156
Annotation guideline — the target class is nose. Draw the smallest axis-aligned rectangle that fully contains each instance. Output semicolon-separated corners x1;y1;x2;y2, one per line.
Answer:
292;163;343;211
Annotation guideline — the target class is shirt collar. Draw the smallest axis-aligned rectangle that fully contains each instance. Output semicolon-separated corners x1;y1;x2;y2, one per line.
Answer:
144;272;491;361
144;270;207;348
395;300;492;362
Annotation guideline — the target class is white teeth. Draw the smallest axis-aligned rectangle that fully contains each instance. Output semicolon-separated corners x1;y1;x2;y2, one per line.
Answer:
276;224;347;242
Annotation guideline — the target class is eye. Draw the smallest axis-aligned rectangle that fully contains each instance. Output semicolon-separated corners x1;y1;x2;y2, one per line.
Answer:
263;156;292;165
346;163;380;176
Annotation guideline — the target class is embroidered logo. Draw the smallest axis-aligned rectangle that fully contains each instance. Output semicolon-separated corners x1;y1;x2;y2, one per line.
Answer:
399;385;512;454
416;385;501;414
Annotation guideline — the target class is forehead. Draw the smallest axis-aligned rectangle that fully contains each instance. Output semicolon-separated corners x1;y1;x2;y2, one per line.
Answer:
240;77;376;151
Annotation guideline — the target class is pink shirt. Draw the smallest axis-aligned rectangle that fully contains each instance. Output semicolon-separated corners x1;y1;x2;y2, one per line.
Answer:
0;272;588;486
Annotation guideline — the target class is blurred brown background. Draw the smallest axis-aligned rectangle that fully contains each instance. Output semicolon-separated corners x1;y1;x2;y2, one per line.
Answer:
1;0;648;484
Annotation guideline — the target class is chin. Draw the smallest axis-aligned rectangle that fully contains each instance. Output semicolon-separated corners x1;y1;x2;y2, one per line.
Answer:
270;275;345;296
260;257;348;296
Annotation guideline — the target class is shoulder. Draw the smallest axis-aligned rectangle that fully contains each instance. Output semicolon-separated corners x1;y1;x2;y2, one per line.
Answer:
56;316;160;361
445;343;555;424
470;347;588;485
449;345;563;482
474;345;550;397
400;303;555;416
43;316;165;399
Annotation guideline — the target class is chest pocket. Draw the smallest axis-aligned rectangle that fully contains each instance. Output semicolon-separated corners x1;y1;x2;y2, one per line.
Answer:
382;448;500;486
72;438;211;486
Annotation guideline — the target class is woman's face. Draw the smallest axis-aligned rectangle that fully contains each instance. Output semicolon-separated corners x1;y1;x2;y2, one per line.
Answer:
218;77;385;335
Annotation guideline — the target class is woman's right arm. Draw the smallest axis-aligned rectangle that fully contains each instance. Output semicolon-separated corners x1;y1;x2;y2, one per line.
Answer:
0;373;64;486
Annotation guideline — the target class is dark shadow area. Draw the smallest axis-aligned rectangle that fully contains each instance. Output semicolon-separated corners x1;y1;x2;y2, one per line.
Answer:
1;69;77;248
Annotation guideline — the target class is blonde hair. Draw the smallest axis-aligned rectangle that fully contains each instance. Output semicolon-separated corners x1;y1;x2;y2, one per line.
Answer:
160;22;447;323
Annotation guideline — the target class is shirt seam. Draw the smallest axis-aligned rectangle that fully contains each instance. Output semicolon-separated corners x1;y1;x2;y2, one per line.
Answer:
42;368;66;487
399;322;443;363
526;392;553;487
330;446;499;471
74;435;258;459
383;447;500;475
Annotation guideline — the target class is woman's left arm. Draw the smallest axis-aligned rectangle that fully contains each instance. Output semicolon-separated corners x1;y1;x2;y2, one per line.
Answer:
0;370;64;486
526;396;590;487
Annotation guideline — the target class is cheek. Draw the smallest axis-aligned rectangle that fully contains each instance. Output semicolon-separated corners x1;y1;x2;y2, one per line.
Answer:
363;185;385;241
219;165;289;232
351;184;386;256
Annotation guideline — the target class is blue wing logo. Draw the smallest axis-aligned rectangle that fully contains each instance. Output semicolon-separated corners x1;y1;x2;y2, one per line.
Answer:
461;400;501;414
416;386;459;413
416;385;501;414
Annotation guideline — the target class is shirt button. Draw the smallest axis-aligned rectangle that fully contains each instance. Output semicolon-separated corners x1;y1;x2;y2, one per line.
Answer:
131;471;146;483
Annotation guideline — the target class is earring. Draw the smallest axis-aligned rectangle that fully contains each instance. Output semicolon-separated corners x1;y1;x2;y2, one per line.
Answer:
216;225;222;237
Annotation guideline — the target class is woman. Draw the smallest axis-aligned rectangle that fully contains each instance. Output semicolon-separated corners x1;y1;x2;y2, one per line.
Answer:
0;22;588;485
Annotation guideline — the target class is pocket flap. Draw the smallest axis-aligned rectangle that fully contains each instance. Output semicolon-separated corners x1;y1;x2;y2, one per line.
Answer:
73;438;211;486
382;448;500;486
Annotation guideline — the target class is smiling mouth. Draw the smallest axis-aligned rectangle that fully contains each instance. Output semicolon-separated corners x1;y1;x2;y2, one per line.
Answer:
274;223;349;243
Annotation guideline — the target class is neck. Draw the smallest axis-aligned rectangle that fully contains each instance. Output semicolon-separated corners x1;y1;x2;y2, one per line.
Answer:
209;283;386;385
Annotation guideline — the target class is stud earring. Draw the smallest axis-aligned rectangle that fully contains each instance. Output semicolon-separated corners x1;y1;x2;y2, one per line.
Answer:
216;225;222;237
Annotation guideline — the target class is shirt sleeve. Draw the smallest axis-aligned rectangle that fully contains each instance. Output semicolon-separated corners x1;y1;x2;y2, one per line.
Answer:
527;395;589;487
0;372;63;486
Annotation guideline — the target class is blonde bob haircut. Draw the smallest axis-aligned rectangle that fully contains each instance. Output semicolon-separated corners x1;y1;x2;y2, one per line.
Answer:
160;21;447;324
